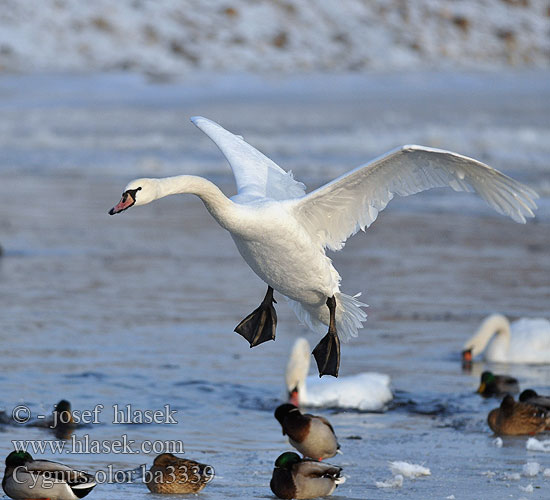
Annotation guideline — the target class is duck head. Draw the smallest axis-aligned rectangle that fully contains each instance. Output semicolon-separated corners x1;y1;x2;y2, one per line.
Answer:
5;451;33;468
477;371;495;394
152;453;180;468
274;404;299;433
519;389;539;402
53;399;73;423
274;452;301;470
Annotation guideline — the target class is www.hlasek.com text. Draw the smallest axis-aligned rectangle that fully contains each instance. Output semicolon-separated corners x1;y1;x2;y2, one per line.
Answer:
13;435;185;455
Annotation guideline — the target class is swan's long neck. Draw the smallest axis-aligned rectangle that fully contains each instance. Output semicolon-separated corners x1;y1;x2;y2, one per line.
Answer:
156;175;235;229
464;314;511;357
285;339;311;404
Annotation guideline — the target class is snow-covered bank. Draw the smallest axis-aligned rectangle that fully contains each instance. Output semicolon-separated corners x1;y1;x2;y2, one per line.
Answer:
1;0;549;75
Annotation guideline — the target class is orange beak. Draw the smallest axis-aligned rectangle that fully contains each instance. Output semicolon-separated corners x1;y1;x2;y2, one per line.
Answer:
289;389;299;407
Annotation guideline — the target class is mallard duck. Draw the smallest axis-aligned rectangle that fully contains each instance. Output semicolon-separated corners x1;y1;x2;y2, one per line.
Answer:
519;389;550;410
145;453;213;494
519;390;550;430
487;395;549;436
270;451;344;499
275;404;339;460
110;117;537;378
476;371;519;398
2;451;96;500
26;400;76;439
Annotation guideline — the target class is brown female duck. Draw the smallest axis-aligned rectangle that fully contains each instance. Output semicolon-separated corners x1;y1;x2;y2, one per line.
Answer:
488;395;549;436
145;453;214;494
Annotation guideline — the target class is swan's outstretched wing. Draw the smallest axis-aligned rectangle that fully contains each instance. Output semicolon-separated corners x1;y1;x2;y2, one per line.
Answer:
191;116;305;202
292;145;538;251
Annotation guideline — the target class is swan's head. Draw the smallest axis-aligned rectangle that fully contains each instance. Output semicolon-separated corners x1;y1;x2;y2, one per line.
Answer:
462;314;509;361
109;178;159;215
285;338;311;406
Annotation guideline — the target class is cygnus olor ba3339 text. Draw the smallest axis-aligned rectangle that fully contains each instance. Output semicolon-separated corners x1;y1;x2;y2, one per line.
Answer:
109;117;538;377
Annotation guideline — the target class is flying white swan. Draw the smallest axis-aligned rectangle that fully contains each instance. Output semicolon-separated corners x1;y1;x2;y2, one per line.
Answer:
109;117;538;377
463;314;550;364
285;338;392;411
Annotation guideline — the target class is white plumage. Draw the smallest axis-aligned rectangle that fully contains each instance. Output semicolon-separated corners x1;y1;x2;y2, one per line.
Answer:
285;338;393;411
463;314;550;363
110;117;538;365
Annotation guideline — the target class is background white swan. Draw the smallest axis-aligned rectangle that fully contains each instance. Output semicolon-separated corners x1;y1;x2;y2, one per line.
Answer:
463;314;550;364
110;116;538;376
285;338;393;411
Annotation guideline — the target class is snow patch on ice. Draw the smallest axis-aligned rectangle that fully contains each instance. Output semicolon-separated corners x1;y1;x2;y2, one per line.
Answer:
376;474;403;489
519;484;534;493
493;437;503;448
389;461;431;478
526;437;550;452
523;462;540;477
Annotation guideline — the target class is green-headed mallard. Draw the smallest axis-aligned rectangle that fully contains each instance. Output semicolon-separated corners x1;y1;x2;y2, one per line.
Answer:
2;450;96;500
476;371;519;398
274;404;339;460
145;453;213;494
487;394;549;436
270;452;344;499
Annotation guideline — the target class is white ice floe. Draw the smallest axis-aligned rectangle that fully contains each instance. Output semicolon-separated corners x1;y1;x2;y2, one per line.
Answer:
504;473;521;481
526;437;550;452
523;462;540;477
493;437;503;448
389;461;431;478
544;468;550;477
375;474;403;489
519;484;534;493
446;496;456;499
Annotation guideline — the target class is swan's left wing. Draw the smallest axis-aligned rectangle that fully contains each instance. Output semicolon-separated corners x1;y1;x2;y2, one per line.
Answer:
291;145;538;251
191;117;305;202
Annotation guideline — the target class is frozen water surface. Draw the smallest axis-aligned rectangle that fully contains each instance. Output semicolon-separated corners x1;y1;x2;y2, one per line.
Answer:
0;71;549;499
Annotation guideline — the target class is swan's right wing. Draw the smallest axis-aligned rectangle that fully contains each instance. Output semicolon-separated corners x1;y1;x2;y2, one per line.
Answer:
291;145;538;251
191;117;306;202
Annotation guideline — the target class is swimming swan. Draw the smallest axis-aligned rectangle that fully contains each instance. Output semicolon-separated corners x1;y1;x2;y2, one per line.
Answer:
285;338;392;411
109;117;538;377
463;314;550;364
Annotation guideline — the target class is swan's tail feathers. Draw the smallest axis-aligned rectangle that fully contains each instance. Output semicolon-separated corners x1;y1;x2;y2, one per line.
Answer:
286;298;327;337
335;292;368;342
286;293;368;343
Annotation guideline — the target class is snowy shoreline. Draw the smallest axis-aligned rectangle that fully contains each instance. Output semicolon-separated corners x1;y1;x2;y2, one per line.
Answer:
1;0;549;75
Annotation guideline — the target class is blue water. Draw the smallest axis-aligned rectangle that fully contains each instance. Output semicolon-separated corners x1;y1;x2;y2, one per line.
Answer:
0;71;549;499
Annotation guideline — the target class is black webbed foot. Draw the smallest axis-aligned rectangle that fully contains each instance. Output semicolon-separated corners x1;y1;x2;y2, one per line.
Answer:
312;331;340;377
235;286;277;347
312;295;341;377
